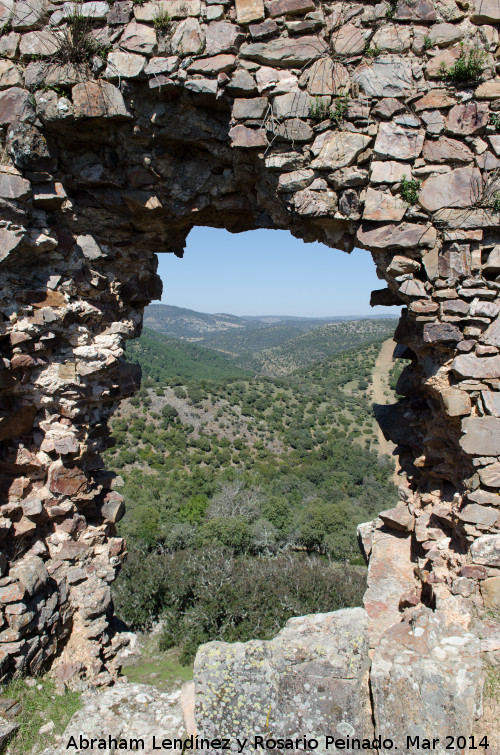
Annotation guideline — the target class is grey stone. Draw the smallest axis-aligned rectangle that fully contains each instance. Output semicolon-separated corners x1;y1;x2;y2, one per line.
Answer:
423;322;463;343
442;389;471;416
460;416;500;456
353;56;414;98
232;97;268;120
76;235;106;260
374;122;424;161
311;131;371;170
478;463;500;488
42;683;185;755
371;610;482;755
482;391;500;417
12;0;45;29
205;21;243;55
104;51;146;79
459;504;498;527
272;91;311;119
452;353;500;379
195;609;371;746
9;556;48;597
277;168;314;192
271;118;312;142
119;20;157;55
240;36;326;67
470;534;500;566
0;171;30;200
0;227;24;262
21;497;42;517
480;317;500;348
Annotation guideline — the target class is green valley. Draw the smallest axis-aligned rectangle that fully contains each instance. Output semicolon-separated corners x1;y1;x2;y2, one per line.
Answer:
109;313;400;664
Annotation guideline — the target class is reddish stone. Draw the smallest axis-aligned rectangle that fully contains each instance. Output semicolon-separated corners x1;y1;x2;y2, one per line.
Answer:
446;103;489;136
423;137;473;164
229;125;267;148
268;0;315;16
249;19;279;38
399;589;421;610
58;540;90;561
30;290;66;309
413;90;456;112
187;55;237;75
0;582;25;603
419;166;482;213
13;518;36;536
459;565;488;580
109;538;126;558
48;464;87;497
235;0;265;23
10;354;35;370
395;0;436;20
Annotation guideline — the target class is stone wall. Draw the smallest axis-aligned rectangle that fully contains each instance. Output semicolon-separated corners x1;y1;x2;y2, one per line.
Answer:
0;0;499;720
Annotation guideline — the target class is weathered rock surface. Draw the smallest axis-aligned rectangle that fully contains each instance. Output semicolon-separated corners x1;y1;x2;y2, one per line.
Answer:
195;609;371;746
42;683;185;755
371;611;483;755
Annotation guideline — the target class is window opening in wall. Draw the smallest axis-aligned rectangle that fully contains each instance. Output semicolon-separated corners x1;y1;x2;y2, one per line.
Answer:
108;228;403;677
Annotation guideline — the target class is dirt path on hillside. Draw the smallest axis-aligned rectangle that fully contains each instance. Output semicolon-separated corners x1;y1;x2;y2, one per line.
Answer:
370;338;400;481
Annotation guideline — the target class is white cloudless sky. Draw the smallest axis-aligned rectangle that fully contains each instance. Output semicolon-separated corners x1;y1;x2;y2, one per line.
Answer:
155;227;401;318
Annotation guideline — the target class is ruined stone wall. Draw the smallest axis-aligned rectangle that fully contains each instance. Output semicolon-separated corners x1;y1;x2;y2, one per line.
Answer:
0;0;499;710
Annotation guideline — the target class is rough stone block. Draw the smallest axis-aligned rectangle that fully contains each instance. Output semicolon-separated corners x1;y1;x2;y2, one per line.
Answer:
195;609;371;747
470;535;500;567
72;81;131;120
481;576;500;608
371;611;482;754
235;0;264;23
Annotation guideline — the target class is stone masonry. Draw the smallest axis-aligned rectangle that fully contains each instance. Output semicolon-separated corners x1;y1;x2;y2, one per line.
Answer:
0;0;499;737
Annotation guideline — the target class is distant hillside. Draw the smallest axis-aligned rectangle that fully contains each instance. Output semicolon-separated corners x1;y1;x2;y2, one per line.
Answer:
144;304;399;357
237;319;399;376
144;304;251;340
126;329;251;381
201;324;303;356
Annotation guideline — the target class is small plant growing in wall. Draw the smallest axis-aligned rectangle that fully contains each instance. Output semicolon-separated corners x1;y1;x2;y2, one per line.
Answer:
52;2;108;68
308;93;349;127
153;4;171;31
493;191;500;213
365;43;381;58
330;92;349;127
308;96;330;121
401;176;421;204
438;43;485;83
490;113;500;131
423;35;433;50
386;0;398;19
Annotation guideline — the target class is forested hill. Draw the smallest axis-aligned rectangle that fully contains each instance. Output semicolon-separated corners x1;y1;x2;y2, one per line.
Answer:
126;328;251;381
109;324;401;661
143;303;398;358
236;319;398;376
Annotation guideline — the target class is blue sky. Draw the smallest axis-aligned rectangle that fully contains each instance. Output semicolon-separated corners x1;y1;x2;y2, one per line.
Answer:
155;227;401;318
